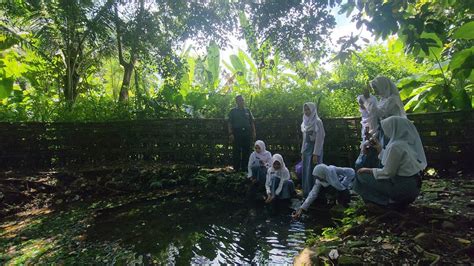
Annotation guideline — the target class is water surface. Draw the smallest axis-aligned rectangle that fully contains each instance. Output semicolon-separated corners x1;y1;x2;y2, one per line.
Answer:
88;196;333;264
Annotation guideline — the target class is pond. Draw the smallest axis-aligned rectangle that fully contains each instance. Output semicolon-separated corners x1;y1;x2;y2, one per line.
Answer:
87;196;335;264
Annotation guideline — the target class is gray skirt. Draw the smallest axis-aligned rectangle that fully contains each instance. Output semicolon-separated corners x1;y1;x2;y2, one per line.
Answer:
353;173;421;206
251;165;268;185
270;176;295;200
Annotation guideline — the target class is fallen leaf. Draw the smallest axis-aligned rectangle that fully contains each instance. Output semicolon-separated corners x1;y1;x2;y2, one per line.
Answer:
456;238;471;245
382;243;394;250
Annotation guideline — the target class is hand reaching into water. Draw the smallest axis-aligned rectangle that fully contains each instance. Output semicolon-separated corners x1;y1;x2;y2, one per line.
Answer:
265;194;273;204
292;208;303;220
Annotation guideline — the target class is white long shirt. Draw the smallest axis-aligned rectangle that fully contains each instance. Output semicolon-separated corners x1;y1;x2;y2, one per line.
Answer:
300;119;325;156
265;167;290;196
300;167;355;210
367;96;406;120
373;143;423;180
357;94;378;133
247;151;272;178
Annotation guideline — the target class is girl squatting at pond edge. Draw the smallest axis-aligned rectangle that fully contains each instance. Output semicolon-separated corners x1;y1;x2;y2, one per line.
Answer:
355;116;427;209
292;164;355;219
264;154;295;204
247;140;272;185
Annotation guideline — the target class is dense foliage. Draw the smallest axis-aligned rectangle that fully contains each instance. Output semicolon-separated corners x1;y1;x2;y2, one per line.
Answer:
339;0;474;112
0;0;472;122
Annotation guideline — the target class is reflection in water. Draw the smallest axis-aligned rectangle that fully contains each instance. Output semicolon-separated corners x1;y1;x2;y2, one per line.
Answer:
88;196;332;264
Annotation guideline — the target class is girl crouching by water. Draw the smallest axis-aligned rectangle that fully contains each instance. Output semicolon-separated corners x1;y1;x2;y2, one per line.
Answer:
292;164;355;219
355;116;427;209
264;154;295;203
247;140;272;185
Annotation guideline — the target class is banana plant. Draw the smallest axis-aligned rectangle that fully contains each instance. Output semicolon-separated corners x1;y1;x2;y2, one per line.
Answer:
177;41;222;117
222;47;292;94
0;33;21;98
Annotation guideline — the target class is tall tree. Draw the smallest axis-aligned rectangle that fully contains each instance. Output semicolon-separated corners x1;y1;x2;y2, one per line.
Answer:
1;0;115;105
235;1;340;63
113;0;235;102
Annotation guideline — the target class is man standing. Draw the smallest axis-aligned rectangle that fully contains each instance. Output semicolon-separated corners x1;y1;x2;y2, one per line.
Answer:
228;95;256;172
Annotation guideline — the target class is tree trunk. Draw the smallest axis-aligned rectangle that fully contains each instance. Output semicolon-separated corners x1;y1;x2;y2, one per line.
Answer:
64;62;79;106
134;68;141;107
257;69;262;90
115;2;138;103
119;63;133;102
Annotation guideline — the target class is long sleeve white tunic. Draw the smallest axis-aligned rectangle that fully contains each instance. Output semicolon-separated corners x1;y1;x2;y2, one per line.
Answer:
300;119;325;156
247;151;272;178
373;143;423;180
300;167;355;210
367;96;406;120
265;167;290;196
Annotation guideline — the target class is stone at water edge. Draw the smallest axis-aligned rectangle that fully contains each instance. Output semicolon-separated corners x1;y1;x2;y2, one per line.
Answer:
293;248;316;265
328;249;339;260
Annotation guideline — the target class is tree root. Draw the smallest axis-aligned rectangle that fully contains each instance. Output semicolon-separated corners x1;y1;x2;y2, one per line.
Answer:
423;250;441;266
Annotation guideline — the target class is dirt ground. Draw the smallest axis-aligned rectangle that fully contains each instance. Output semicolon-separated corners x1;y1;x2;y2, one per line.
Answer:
296;176;474;265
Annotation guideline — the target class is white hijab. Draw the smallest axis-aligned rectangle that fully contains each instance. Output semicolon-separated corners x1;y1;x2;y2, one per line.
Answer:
312;164;345;190
269;154;290;180
266;153;290;196
381;116;427;171
370;76;406;117
301;102;320;133
254;140;272;162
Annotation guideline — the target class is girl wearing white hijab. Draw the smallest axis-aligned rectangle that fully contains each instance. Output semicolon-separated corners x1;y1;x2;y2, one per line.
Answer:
247;140;272;184
368;76;406;121
357;84;378;141
301;102;325;198
264;154;295;203
355;116;427;207
367;76;407;142
292;164;355;219
355;76;407;171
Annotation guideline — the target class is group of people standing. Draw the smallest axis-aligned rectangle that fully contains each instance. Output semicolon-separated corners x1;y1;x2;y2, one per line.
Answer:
227;76;427;218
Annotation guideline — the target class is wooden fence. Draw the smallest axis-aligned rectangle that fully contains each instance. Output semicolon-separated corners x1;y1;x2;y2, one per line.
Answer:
0;111;472;171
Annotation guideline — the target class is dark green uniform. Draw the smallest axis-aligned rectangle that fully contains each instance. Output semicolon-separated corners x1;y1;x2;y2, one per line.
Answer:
228;107;254;171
